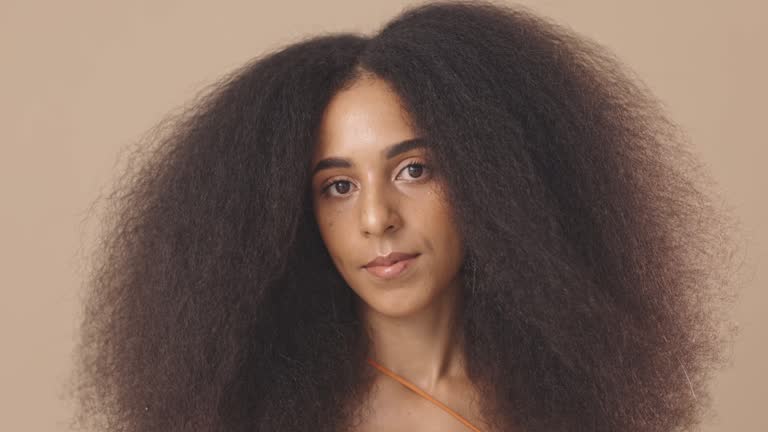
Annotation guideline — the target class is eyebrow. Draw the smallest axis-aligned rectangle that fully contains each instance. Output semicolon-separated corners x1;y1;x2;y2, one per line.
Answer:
311;137;426;177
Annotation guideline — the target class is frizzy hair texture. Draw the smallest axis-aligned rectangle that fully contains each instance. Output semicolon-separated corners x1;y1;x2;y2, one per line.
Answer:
70;2;740;431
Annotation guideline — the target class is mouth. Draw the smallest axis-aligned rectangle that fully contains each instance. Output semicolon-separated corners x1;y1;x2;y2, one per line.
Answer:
363;253;420;280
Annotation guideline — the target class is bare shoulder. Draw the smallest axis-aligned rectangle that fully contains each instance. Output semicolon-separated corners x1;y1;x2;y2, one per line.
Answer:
351;375;493;432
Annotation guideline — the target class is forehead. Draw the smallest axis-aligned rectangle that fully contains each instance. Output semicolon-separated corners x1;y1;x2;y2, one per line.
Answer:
313;77;416;160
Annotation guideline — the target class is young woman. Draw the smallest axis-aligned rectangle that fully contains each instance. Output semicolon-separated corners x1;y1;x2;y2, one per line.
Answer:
71;2;740;431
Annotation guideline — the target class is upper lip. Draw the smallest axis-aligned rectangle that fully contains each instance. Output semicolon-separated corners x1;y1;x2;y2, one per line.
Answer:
364;252;419;268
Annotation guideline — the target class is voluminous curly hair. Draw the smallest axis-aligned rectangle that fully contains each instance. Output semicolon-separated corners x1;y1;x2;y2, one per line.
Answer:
70;1;741;431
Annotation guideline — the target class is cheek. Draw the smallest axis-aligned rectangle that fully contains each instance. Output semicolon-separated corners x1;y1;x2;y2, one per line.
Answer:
316;212;338;247
432;215;463;262
418;192;463;261
314;206;353;261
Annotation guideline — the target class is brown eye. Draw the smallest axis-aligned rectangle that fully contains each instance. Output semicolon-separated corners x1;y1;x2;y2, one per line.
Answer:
398;162;429;180
407;164;424;178
333;181;352;194
321;180;353;197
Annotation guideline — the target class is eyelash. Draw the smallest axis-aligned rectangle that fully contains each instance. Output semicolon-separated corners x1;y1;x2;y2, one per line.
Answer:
320;162;431;198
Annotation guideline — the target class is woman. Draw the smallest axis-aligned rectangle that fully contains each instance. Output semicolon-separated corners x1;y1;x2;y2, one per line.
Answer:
70;1;739;431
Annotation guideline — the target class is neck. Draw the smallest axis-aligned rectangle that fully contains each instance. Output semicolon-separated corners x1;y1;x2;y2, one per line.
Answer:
357;276;467;394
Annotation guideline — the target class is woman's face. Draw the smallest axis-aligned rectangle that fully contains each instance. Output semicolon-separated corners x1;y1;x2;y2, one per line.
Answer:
310;76;465;318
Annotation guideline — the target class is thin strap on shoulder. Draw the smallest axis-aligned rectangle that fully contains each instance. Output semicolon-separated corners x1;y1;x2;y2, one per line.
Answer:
366;357;483;432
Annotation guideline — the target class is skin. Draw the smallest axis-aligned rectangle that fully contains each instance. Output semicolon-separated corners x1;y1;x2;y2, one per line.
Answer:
310;76;488;430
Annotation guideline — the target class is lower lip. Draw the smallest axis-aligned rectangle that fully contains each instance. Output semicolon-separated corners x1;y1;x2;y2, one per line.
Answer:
364;255;419;280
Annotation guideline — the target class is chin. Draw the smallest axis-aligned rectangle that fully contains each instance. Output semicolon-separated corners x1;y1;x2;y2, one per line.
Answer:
358;289;432;319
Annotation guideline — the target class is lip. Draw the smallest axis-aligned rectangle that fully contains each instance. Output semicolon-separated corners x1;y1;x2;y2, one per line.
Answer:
364;251;419;267
363;252;420;280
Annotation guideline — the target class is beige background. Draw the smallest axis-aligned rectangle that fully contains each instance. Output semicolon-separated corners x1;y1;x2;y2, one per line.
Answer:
1;1;765;430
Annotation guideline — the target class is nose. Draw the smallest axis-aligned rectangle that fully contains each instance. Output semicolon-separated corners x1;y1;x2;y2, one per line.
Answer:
359;181;402;237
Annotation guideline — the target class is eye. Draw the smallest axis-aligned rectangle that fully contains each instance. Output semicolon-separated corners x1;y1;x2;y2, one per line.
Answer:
319;161;431;199
396;162;430;180
321;179;354;197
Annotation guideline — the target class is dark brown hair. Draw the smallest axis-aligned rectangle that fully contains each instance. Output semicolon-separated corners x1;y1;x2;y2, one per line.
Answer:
70;1;741;431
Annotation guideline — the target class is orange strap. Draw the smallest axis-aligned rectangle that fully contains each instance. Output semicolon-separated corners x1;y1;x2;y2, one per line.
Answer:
366;357;483;432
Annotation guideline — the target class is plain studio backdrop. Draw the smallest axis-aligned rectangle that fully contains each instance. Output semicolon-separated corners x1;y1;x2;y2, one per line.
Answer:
1;1;765;431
